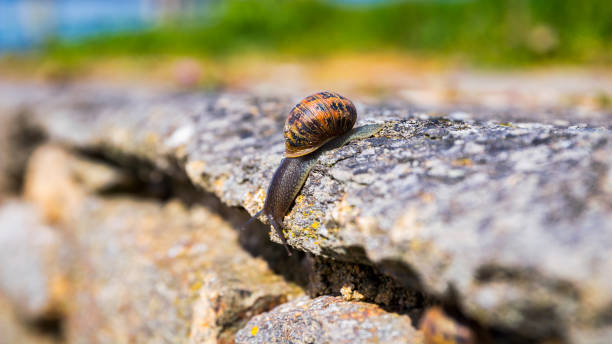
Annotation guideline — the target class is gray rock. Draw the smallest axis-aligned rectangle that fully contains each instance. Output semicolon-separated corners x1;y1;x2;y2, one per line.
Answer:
61;197;301;344
2;84;612;342
234;296;423;344
19;145;302;344
0;200;66;317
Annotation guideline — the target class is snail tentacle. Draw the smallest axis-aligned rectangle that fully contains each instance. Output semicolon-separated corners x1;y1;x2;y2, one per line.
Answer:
241;209;264;231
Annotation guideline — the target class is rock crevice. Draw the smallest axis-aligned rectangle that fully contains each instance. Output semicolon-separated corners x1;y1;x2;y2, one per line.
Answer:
1;84;611;343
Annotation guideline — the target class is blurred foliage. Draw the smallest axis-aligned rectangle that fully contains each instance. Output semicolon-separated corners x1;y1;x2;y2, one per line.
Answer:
45;0;612;66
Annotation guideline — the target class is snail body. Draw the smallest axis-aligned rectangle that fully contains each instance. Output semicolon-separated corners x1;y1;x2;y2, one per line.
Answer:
244;91;382;255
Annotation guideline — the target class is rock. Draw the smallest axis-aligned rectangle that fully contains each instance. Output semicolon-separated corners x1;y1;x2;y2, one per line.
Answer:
420;307;476;344
235;295;423;344
0;295;59;344
0;200;67;318
2;84;612;342
23;145;131;224
0;108;45;194
21;145;302;343
64;198;301;344
188;240;302;344
307;256;425;319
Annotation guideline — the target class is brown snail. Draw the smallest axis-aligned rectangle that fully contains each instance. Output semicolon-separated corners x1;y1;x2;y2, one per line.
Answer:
243;91;383;255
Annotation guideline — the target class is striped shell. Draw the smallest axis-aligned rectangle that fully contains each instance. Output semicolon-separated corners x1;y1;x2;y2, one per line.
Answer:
284;91;357;158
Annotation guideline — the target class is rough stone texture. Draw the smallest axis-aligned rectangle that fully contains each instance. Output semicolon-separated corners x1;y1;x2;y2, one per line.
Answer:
63;197;300;344
189;259;301;344
420;307;476;344
235;295;423;344
23;144;133;224
0;200;68;318
307;255;427;320
17;145;302;344
1;84;612;342
0;295;59;344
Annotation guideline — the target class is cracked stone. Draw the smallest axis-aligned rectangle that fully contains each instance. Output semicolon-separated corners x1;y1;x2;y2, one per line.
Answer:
235;296;423;344
1;84;612;342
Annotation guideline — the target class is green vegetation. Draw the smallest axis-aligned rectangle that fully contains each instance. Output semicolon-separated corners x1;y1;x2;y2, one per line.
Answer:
46;0;612;66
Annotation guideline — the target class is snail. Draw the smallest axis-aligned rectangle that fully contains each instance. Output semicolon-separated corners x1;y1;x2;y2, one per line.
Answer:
243;91;383;255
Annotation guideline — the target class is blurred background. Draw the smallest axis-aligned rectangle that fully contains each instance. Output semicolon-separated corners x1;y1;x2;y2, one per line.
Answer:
1;0;611;109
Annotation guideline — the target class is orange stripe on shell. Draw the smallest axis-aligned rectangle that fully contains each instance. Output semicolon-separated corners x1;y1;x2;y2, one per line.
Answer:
284;91;357;158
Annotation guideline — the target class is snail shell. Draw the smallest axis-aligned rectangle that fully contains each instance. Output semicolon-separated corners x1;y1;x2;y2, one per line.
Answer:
284;91;357;158
243;91;382;256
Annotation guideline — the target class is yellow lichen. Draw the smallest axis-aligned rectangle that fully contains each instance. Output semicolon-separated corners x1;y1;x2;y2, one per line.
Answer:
452;158;473;167
213;176;227;194
312;221;321;229
190;280;203;293
145;132;160;146
352;290;365;301
185;160;206;184
251;325;259;336
340;285;353;300
340;285;365;302
419;192;435;203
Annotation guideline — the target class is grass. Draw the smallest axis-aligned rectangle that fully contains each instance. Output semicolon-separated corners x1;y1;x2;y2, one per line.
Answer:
39;0;612;67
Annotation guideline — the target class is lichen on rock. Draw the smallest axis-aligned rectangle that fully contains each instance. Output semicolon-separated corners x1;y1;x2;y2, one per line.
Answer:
0;84;611;343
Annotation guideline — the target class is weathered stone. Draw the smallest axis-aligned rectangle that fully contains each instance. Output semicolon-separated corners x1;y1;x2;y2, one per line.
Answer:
64;198;301;344
21;145;302;344
0;200;67;318
235;295;423;344
0;295;59;344
420;307;476;344
0;108;45;194
3;84;612;342
189;258;301;344
307;256;426;320
23;144;132;224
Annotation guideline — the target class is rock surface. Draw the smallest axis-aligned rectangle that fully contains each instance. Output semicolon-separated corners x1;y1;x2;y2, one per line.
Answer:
235;295;423;344
0;294;59;344
0;200;67;318
1;83;612;342
11;144;302;343
62;197;300;344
